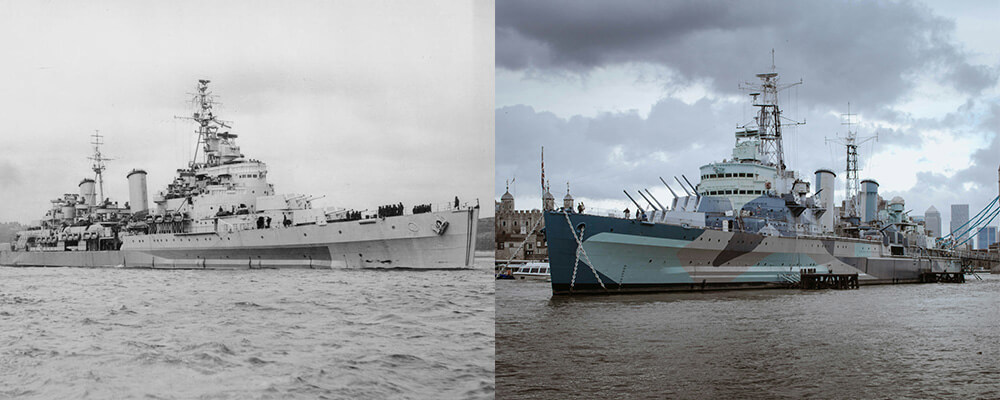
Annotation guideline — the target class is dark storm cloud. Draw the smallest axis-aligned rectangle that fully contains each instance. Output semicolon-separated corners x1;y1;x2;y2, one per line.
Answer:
496;99;743;200
498;0;997;110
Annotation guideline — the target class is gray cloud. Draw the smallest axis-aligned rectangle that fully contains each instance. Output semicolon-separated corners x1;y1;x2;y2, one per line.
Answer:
498;0;997;110
497;98;743;201
0;162;22;188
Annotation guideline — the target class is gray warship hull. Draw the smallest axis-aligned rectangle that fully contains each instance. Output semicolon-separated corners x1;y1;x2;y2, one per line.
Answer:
0;208;478;269
545;211;961;295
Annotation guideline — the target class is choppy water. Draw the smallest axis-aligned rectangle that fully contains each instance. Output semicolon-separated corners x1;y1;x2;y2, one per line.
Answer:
0;254;494;399
498;275;1000;399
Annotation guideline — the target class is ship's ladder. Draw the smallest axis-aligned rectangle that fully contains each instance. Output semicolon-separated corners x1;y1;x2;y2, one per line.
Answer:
565;212;607;292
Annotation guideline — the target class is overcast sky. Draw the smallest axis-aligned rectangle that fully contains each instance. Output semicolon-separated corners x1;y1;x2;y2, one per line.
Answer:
0;0;494;224
497;0;1000;233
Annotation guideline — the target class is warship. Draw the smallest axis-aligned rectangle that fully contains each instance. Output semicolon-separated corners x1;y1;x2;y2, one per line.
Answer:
544;67;967;295
0;80;479;269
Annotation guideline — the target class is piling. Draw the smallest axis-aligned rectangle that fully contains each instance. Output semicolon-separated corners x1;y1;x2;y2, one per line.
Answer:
799;273;859;290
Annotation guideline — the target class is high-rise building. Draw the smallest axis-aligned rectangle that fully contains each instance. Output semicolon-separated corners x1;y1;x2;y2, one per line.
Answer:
977;226;998;250
951;204;970;243
925;205;942;238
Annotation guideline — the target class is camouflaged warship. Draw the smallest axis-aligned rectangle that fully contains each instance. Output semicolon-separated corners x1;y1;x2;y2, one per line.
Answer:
0;80;478;269
545;69;961;295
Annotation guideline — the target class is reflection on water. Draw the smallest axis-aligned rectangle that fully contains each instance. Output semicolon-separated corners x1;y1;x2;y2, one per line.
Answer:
0;258;494;399
498;275;1000;399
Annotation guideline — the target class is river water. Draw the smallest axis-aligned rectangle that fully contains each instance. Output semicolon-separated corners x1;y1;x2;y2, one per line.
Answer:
0;254;494;399
498;275;1000;399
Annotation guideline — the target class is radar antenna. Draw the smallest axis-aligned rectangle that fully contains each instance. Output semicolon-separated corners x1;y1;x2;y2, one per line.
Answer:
88;130;113;207
825;102;878;218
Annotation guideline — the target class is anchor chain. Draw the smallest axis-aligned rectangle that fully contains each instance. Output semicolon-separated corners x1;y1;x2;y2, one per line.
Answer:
564;211;607;292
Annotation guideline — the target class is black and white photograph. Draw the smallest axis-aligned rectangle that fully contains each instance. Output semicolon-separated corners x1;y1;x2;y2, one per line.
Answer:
0;0;494;398
496;1;1000;398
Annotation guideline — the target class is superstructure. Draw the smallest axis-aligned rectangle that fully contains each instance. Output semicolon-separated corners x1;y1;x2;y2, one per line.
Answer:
544;65;966;295
1;80;478;269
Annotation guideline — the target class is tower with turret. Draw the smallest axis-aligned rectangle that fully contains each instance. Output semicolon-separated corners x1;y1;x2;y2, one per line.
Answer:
500;180;515;212
542;183;555;211
563;182;574;210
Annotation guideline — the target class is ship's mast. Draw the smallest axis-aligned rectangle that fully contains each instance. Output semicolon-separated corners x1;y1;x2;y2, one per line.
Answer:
181;79;231;168
826;103;877;218
88;130;112;206
540;146;546;197
738;52;804;178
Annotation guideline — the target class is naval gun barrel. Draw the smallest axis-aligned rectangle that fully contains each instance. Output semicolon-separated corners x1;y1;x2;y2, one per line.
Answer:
674;177;692;196
659;177;678;198
645;189;666;210
637;190;659;211
623;190;644;213
681;175;699;198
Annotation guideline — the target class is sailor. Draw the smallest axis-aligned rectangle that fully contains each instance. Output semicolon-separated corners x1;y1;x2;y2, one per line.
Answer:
624;208;630;219
578;202;585;214
266;216;272;228
454;196;459;208
256;216;264;229
283;214;291;227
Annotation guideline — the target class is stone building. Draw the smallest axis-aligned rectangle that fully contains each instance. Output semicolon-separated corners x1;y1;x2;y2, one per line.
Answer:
495;184;573;261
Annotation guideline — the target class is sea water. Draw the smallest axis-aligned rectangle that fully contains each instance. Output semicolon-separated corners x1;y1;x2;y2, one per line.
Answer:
0;254;494;399
498;275;1000;399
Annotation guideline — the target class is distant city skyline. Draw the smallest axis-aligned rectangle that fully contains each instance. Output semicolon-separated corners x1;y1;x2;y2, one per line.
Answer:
977;226;998;250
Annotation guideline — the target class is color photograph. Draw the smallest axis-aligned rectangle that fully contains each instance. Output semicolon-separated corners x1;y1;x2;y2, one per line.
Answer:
496;1;1000;398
